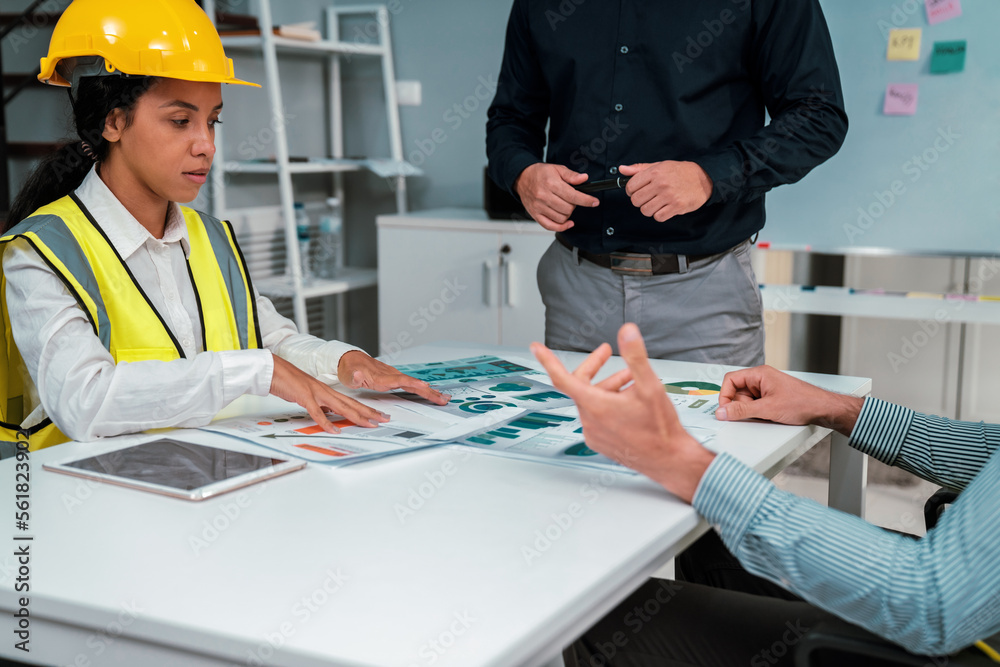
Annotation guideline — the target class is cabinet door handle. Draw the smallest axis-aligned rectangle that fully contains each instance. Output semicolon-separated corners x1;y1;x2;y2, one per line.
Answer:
502;256;513;307
483;260;497;306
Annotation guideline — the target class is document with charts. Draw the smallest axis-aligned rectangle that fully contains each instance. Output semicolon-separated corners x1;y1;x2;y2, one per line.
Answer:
199;356;724;471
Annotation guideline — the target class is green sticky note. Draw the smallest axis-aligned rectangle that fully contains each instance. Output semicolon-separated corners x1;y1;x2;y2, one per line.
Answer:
930;40;967;73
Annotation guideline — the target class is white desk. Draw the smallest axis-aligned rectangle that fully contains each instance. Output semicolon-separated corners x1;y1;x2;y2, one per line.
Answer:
0;343;870;667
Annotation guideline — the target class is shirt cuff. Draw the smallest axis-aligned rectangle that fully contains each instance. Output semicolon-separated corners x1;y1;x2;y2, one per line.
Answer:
692;452;776;551
314;342;365;384
501;153;543;197
692;149;742;205
847;397;914;466
218;349;273;405
269;334;364;382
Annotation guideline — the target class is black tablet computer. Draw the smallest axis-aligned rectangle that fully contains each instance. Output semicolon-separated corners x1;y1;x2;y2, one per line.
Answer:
43;437;305;501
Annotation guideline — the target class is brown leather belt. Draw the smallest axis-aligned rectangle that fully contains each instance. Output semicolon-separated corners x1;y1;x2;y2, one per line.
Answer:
556;234;716;276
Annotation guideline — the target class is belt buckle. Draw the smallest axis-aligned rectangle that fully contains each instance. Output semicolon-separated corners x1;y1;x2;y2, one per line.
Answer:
609;252;653;276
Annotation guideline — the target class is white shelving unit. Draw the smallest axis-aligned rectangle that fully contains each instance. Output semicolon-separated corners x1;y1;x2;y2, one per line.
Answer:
203;0;417;337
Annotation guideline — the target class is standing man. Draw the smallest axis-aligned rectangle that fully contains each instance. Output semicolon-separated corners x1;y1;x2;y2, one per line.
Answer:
487;0;848;365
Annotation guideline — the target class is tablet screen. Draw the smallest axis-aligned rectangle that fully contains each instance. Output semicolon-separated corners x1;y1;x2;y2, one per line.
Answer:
46;438;302;499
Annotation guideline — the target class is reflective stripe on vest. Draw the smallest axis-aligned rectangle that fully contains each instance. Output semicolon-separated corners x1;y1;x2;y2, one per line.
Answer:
0;194;261;450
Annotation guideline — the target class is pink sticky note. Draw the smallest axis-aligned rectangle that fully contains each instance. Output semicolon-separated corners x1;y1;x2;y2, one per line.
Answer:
926;0;962;25
884;84;919;115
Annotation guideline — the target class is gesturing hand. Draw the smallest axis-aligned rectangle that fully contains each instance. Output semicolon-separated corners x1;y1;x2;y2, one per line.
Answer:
514;163;599;231
531;323;715;503
269;355;390;434
716;365;864;436
337;351;450;405
619;161;713;222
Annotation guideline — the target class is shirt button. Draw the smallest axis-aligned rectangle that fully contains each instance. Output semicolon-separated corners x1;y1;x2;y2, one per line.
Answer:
614;103;623;112
166;291;177;302
183;337;194;348
606;227;615;236
155;245;167;253
609;166;618;175
620;45;629;54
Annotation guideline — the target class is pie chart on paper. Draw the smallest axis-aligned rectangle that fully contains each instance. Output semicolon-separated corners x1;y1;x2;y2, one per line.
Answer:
662;381;721;396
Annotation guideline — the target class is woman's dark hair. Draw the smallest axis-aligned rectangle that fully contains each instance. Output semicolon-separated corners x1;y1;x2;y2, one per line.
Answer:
4;74;156;232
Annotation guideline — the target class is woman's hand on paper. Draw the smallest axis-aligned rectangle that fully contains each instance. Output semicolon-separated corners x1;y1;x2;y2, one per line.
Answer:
269;354;390;433
337;351;451;405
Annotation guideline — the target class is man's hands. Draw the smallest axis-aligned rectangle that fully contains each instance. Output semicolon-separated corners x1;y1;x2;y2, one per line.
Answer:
337;350;450;405
716;365;864;436
514;163;599;231
531;323;715;504
514;160;712;231
268;352;450;435
619;161;713;222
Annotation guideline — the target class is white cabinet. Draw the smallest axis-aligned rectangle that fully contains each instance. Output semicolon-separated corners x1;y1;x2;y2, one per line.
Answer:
377;209;552;356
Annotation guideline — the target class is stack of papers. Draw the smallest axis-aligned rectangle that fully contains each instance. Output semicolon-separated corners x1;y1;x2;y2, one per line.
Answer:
201;356;725;473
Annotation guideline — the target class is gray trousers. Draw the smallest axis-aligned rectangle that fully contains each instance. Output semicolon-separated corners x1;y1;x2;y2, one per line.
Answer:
537;239;764;366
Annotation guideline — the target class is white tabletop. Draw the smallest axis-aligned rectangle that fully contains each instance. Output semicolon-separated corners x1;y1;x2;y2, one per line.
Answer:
0;343;870;667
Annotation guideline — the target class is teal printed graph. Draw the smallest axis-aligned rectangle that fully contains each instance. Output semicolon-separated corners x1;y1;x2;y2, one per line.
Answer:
465;412;575;446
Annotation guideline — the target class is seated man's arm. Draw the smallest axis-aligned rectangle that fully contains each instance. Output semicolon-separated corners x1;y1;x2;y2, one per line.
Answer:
719;367;997;491
533;324;1000;657
696;449;1000;655
850;398;999;492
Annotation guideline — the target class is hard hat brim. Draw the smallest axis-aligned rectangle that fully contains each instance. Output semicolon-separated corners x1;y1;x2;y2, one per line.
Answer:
39;55;261;88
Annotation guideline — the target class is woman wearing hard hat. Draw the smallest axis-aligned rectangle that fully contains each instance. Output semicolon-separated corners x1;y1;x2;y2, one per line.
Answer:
0;0;447;450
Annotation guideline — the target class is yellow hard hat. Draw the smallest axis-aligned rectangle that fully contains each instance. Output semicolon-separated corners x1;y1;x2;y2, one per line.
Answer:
38;0;259;88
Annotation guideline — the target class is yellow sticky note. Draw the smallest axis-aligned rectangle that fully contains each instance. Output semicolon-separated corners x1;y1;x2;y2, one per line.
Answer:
888;28;921;61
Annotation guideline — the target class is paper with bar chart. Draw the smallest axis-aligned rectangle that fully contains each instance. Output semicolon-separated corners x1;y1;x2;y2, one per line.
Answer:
197;356;725;471
199;402;451;465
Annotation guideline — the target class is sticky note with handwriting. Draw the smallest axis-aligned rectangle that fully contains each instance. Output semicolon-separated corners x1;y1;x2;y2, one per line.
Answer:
930;40;967;73
926;0;962;25
884;84;919;115
887;28;922;61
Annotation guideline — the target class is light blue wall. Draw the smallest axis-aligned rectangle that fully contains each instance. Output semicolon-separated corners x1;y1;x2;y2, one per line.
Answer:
764;0;1000;254
282;0;510;210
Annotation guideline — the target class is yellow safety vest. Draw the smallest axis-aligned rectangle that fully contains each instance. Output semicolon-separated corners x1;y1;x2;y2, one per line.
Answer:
0;194;261;450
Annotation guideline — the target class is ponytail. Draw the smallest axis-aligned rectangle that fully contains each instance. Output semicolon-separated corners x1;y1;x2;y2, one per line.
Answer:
6;141;93;230
4;75;155;233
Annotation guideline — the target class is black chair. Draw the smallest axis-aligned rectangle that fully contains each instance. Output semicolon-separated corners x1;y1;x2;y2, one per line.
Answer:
924;487;960;531
795;617;996;666
795;487;996;666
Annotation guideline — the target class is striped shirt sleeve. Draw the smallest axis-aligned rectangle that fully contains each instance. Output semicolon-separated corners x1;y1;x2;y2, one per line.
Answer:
693;451;1000;655
850;398;1000;490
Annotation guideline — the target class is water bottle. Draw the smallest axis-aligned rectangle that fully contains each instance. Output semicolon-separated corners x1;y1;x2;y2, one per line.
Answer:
317;197;343;279
293;202;312;285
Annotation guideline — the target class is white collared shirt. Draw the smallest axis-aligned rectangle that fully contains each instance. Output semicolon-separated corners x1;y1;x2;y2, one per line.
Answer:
3;166;361;440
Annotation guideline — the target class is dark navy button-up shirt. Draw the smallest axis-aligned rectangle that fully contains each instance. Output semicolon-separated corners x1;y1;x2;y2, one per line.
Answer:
486;0;849;255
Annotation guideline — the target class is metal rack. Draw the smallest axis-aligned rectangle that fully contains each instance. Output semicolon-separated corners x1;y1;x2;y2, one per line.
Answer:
204;0;416;337
1;1;64;219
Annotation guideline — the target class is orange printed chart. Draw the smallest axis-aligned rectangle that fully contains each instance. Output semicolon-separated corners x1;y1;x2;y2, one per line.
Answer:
662;381;721;396
295;444;350;457
294;419;353;435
